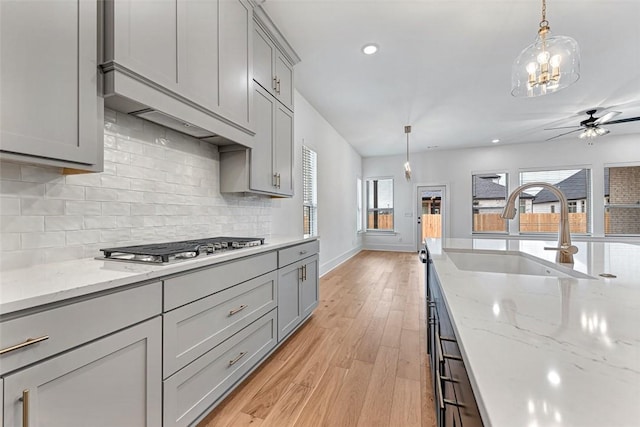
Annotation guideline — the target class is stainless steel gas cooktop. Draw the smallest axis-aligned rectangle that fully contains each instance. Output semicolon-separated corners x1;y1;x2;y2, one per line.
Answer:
99;237;265;264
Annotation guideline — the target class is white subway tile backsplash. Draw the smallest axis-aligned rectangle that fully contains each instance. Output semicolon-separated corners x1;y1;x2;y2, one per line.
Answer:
45;216;84;231
130;203;156;216
1;216;44;233
116;190;144;203
1;233;21;251
0;180;46;198
100;228;132;243
84;216;117;229
45;183;85;200
101;175;132;190
66;230;101;245
86;187;119;201
21;198;65;215
1;197;20;215
101;202;130;216
66;201;102;216
0;110;272;270
65;172;102;187
22;231;66;249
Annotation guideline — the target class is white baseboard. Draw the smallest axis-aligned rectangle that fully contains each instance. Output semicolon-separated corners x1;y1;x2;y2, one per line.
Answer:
362;243;416;252
319;245;362;277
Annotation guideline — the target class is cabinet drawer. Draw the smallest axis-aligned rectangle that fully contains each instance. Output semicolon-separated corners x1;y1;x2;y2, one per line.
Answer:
278;240;319;268
0;282;162;375
164;251;277;311
163;271;277;378
163;309;277;427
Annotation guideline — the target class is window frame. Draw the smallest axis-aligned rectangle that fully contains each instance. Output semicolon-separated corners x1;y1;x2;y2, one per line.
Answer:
471;171;509;235
366;177;395;232
517;167;592;236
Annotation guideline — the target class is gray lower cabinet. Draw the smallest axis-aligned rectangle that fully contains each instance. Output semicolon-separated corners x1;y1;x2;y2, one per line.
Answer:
277;253;319;341
0;0;103;171
2;317;162;427
163;309;277;427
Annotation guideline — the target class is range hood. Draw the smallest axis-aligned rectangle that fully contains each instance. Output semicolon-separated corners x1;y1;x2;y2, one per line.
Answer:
101;62;255;148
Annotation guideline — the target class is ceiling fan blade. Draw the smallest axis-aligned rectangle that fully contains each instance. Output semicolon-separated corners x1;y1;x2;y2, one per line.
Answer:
545;128;583;141
544;125;581;130
603;116;640;125
594;111;621;125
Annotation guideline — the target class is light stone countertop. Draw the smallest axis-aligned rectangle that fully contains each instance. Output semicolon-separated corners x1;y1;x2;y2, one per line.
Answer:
426;238;640;427
0;236;317;315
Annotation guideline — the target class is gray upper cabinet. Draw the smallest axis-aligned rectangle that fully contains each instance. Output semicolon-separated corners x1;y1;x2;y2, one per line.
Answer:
253;23;294;112
219;8;299;197
102;0;254;147
0;0;103;171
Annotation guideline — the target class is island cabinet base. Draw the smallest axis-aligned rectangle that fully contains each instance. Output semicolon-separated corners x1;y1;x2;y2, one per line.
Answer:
422;247;483;427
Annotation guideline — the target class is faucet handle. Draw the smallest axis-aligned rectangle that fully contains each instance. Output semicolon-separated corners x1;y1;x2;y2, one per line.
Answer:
544;245;578;255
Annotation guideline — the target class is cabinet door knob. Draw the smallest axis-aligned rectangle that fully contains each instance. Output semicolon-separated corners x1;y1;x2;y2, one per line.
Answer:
0;335;49;355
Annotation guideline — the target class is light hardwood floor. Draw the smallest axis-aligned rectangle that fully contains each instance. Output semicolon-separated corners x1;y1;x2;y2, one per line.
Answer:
199;250;436;427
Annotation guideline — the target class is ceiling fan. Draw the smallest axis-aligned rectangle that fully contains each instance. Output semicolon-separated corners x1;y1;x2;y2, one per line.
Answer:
545;109;640;141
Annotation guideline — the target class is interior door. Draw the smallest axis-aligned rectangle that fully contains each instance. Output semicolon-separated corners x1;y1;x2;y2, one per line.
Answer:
417;185;446;250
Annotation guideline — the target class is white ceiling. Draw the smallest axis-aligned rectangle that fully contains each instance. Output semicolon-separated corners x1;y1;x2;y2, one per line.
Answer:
262;0;640;157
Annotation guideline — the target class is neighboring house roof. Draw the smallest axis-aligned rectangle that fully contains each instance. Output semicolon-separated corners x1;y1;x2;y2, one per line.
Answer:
533;169;588;204
422;191;442;199
472;176;533;200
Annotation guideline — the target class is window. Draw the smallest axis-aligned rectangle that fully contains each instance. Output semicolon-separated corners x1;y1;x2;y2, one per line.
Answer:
302;146;317;236
357;177;363;232
605;165;640;236
366;178;393;231
472;173;508;233
518;168;591;234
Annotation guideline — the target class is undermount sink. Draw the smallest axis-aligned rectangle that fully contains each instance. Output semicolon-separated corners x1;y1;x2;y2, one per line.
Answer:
444;249;593;279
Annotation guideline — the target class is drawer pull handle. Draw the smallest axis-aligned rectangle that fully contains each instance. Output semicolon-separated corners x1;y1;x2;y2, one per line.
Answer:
229;305;248;316
299;250;307;255
0;335;49;355
20;389;29;427
229;351;247;366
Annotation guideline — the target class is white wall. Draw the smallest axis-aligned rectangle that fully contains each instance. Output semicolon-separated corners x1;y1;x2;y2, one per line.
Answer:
363;134;640;251
272;91;363;275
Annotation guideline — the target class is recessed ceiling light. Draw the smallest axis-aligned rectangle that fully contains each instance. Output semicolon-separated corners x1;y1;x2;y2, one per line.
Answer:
362;44;378;55
492;139;500;144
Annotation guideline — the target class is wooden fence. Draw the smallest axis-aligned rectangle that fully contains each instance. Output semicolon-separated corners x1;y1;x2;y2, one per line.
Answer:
422;214;441;238
422;212;590;236
367;213;394;230
519;213;587;233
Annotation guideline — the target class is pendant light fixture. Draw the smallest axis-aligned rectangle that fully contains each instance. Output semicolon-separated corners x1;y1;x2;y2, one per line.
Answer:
404;125;412;181
511;0;580;97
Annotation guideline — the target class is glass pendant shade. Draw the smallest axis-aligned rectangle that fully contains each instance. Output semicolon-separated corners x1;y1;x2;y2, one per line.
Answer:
511;28;580;97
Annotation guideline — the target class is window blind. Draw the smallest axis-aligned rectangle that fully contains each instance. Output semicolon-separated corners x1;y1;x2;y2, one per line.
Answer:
303;146;318;236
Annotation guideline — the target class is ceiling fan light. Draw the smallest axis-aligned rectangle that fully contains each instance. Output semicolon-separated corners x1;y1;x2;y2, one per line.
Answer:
596;127;609;136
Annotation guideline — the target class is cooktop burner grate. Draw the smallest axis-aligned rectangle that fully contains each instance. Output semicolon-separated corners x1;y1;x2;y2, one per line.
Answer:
100;237;265;264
